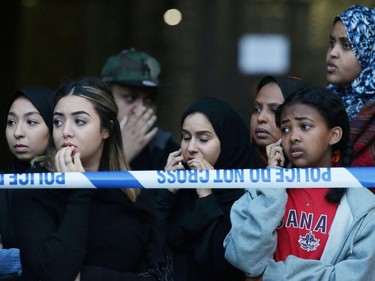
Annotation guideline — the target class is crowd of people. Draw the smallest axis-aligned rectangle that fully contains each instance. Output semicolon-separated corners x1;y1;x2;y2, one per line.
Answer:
0;4;374;281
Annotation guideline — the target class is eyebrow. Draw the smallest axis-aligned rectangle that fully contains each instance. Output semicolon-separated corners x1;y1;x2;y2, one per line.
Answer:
8;111;41;117
254;101;282;107
182;129;213;135
280;116;312;124
54;111;91;117
329;34;349;41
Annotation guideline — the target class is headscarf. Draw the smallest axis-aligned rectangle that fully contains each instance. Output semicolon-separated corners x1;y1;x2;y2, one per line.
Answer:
327;5;375;120
181;97;261;170
5;87;55;173
257;75;311;99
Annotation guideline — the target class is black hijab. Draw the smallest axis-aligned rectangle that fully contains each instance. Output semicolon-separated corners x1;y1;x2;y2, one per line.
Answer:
181;97;261;170
5;87;55;173
256;75;311;100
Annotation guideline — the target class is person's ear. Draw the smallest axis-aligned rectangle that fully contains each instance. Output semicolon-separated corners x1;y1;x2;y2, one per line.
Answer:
329;126;342;146
102;120;113;140
102;128;110;139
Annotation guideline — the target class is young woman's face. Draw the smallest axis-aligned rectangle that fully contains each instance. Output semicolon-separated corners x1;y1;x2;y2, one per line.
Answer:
181;112;221;168
250;83;284;148
279;103;340;168
6;96;50;161
53;95;109;170
326;20;362;86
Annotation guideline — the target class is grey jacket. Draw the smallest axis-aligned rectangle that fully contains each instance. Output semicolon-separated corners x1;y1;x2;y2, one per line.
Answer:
224;187;375;281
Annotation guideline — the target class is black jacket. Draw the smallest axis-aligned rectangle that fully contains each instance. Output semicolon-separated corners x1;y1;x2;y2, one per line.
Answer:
155;189;245;281
11;170;172;281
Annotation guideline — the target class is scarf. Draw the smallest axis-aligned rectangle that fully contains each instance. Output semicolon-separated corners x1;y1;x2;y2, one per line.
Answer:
327;5;375;120
181;97;260;170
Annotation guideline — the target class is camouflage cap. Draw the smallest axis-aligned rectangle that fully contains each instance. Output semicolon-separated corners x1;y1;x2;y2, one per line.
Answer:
101;48;161;88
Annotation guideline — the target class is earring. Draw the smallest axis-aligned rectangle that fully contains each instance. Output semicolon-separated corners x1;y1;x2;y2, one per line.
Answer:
331;151;341;165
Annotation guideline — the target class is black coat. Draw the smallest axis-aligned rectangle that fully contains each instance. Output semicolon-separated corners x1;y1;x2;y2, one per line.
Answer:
12;179;172;281
155;189;245;281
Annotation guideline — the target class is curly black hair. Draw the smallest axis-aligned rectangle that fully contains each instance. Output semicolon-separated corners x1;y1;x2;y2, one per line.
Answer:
275;87;353;203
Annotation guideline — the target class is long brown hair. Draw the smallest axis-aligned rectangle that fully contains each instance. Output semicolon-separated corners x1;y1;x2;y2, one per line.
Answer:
45;77;140;201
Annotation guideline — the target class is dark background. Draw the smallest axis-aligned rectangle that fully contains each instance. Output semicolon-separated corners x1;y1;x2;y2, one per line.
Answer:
1;0;373;169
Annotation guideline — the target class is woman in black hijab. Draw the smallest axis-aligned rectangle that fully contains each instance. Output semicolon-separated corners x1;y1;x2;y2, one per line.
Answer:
155;97;261;281
3;87;55;174
0;87;55;279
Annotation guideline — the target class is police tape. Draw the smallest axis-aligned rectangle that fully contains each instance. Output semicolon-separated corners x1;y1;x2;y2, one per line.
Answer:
0;167;374;189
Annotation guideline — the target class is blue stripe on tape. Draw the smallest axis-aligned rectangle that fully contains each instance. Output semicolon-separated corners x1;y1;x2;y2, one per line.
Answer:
85;171;145;188
348;167;375;188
